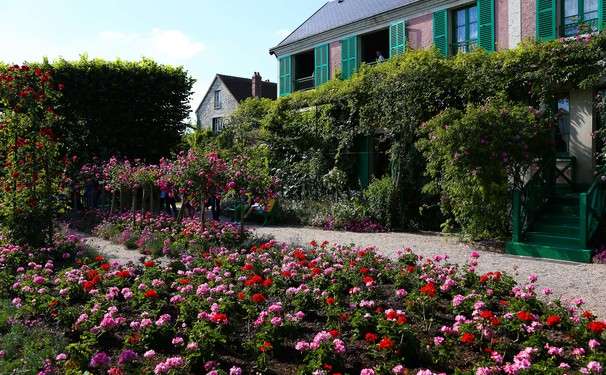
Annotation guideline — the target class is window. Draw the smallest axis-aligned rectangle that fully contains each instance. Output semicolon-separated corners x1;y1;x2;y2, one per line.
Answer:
212;117;224;132
214;90;221;109
453;5;478;54
561;0;598;36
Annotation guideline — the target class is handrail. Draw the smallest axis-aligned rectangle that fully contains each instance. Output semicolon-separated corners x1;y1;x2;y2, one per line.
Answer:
580;168;606;248
512;155;556;242
294;76;314;92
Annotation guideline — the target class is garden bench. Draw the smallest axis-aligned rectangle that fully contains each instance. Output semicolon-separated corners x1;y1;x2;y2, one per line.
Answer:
250;198;278;226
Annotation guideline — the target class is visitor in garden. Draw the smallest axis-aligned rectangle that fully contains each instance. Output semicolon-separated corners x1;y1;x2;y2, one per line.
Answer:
166;193;177;217
232;194;251;223
208;191;221;221
243;197;276;219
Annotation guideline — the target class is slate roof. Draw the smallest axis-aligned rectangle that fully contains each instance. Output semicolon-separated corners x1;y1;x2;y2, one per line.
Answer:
218;74;277;102
271;0;420;51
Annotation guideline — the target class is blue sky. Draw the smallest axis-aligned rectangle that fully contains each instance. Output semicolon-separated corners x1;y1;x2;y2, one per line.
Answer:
0;0;327;120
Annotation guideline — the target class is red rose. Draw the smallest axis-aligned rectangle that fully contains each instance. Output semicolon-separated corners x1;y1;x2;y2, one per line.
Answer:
326;297;335;305
252;293;266;303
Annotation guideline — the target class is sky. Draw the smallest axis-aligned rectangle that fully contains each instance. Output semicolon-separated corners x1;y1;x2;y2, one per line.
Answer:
0;0;328;120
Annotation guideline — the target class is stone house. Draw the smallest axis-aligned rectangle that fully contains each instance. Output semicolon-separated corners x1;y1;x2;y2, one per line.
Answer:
195;73;277;132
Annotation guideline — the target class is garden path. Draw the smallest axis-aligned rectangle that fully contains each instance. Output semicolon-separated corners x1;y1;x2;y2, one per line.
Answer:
77;222;606;319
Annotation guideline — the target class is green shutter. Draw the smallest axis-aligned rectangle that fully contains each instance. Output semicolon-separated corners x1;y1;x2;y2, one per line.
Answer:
389;20;406;57
279;55;291;97
600;0;606;31
433;9;448;57
478;0;495;52
341;36;357;79
314;44;329;87
536;0;556;40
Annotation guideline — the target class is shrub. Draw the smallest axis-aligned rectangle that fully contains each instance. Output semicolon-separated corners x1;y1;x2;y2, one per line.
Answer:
417;97;551;240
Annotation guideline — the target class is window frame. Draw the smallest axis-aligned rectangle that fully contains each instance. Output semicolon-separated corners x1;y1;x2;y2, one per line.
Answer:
452;4;479;55
213;90;222;109
212;117;224;133
560;0;599;36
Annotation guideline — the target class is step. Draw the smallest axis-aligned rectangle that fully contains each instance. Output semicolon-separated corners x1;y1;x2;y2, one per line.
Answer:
505;242;593;263
544;203;579;215
532;222;579;236
539;213;580;226
526;232;580;248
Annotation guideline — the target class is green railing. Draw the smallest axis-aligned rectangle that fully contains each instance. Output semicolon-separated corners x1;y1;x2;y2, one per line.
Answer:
512;155;557;242
580;168;606;248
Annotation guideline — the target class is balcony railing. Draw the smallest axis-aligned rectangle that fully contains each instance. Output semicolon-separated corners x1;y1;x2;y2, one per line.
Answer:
452;40;477;54
294;76;315;92
560;18;598;37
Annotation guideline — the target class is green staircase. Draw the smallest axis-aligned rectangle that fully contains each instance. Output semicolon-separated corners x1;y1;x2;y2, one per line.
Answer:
506;156;606;263
506;186;593;262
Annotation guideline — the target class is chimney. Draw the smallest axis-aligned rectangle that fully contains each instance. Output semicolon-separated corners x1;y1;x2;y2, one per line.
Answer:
252;72;262;98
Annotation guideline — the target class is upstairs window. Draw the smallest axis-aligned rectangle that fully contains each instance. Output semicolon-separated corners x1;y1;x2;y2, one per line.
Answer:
561;0;598;36
214;90;221;109
453;5;478;54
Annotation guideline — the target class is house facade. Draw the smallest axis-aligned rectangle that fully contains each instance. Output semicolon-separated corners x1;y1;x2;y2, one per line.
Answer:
269;0;604;184
196;73;277;132
270;0;606;262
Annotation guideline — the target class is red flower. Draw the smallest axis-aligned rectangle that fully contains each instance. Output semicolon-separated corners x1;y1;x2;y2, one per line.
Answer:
179;278;189;284
377;337;395;351
100;263;110;270
144;261;155;267
252;293;266;303
329;329;340;337
481;310;493;319
263;278;273;287
212;313;228;323
95;256;105;262
365;333;378;343
326;297;335;305
145;290;158;299
360;268;369;275
588;321;606;334
241;264;254;271
583;311;595;319
546;315;562;326
420;282;437;298
117;270;130;278
363;276;374;284
407;265;415;273
517;311;534;322
237;292;245;300
259;341;272;352
460;332;475;344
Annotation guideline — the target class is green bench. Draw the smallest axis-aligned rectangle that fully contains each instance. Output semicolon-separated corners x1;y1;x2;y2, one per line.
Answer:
231;197;278;226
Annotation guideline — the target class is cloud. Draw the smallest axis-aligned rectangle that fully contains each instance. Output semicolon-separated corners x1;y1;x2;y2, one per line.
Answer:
275;29;290;38
97;28;205;61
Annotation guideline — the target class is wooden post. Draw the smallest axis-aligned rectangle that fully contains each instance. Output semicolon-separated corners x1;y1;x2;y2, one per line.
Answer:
580;192;588;249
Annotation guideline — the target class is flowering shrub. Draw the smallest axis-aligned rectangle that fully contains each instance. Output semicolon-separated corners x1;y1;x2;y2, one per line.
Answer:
0;232;605;374
0;64;68;246
417;97;551;240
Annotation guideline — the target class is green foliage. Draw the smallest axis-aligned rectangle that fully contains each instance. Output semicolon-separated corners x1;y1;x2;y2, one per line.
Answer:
362;176;394;229
48;55;194;162
417;97;551;240
0;64;68;246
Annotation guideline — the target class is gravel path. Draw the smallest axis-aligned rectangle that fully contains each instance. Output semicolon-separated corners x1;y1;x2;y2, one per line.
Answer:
77;222;606;319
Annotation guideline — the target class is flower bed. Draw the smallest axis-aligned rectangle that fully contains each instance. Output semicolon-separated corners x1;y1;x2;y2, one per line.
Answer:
0;228;605;374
